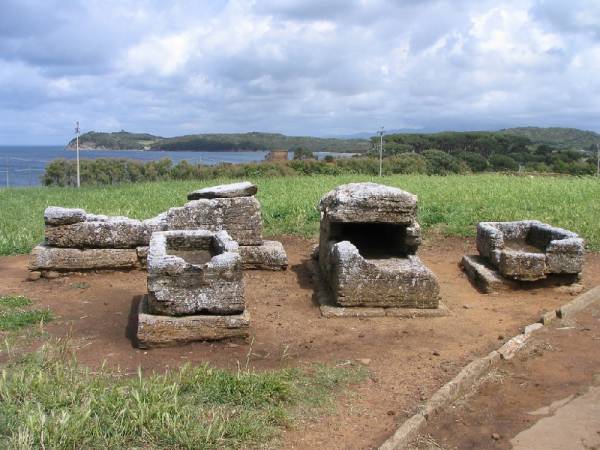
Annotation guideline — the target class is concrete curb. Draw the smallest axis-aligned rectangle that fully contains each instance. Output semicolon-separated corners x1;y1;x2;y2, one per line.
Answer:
378;284;600;450
557;285;600;319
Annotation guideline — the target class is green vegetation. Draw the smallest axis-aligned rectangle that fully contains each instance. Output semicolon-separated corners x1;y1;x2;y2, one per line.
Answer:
68;131;370;153
2;174;600;255
0;341;365;449
374;130;597;175
292;147;315;160
502;126;600;150
0;295;52;331
68;131;161;150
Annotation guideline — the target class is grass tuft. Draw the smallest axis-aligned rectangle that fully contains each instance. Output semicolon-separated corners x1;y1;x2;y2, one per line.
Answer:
0;296;52;331
0;341;365;449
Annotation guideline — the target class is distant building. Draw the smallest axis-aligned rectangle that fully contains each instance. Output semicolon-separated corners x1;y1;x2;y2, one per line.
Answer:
265;150;289;162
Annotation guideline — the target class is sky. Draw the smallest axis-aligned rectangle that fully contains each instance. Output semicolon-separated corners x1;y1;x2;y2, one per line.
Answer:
1;0;600;144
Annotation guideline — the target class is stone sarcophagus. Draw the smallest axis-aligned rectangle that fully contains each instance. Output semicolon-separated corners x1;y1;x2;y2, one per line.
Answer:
318;183;440;309
29;182;288;278
476;220;584;281
137;229;250;347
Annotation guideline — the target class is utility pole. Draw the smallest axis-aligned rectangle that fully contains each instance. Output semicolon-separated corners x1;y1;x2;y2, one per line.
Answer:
75;121;81;188
5;156;8;188
378;126;384;177
597;143;599;177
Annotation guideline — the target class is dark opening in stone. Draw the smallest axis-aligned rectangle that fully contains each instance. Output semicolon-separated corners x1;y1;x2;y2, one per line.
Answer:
329;222;408;259
166;234;215;265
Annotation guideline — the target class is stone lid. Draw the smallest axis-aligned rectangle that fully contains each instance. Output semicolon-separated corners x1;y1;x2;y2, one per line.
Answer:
44;206;86;225
319;182;417;223
187;182;258;200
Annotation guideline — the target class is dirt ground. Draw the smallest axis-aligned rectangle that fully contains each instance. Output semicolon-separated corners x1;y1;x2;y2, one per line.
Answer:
415;298;600;450
1;235;599;449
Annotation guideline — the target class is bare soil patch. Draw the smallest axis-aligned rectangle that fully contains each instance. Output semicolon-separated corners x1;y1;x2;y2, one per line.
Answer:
414;299;600;450
1;235;599;449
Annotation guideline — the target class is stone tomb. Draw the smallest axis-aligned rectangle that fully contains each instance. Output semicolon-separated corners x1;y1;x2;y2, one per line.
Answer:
315;183;442;317
462;220;585;293
28;182;288;277
137;230;250;347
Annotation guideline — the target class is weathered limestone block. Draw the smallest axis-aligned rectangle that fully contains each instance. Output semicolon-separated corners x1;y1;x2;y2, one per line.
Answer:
239;241;288;270
545;238;585;274
44;206;86;225
319;182;417;224
476;220;585;281
187;181;258;200
45;217;152;248
164;197;262;246
324;241;440;308
496;250;547;281
146;230;245;316
137;296;250;348
137;246;149;269
317;182;439;310
29;244;139;271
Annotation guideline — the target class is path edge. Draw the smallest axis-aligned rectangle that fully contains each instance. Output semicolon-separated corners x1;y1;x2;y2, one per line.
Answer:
378;284;600;450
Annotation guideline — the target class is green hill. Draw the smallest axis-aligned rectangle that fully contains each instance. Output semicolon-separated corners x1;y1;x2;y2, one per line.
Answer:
68;131;370;153
500;127;600;150
67;131;161;150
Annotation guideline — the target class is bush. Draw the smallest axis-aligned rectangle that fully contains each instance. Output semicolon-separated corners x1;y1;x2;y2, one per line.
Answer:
422;149;469;175
385;153;427;174
488;154;519;171
459;152;489;172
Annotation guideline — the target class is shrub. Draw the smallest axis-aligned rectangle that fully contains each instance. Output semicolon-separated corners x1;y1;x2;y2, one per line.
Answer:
422;149;469;175
488;154;519;171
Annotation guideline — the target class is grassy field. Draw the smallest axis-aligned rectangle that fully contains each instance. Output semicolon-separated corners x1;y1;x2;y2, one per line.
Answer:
1;174;600;254
0;339;365;449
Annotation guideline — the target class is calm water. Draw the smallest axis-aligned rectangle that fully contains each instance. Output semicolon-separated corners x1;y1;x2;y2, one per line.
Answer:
0;146;350;187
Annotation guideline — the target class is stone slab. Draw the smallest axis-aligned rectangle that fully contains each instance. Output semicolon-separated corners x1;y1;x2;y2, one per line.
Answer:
311;260;448;318
44;206;86;225
461;255;517;293
239;240;288;270
462;254;581;294
28;244;140;271
164;196;263;246
136;295;250;348
556;285;600;319
319;303;450;318
319;182;417;224
187;182;258;200
323;242;440;308
45;219;151;248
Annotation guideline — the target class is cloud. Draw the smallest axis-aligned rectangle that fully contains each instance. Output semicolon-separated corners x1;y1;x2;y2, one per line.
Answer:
1;0;600;144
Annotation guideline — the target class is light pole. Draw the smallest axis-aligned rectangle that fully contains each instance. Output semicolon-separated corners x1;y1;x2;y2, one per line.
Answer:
596;143;599;177
75;121;81;188
377;127;384;177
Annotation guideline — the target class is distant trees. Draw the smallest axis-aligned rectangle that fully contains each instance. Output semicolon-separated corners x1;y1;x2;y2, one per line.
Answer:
292;147;315;160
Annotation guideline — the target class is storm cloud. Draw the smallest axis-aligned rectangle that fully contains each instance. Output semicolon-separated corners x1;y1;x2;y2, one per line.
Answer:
1;0;599;144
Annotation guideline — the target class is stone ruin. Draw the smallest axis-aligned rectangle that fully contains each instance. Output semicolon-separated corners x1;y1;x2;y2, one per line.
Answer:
28;182;288;278
462;220;585;293
316;182;440;313
137;230;249;347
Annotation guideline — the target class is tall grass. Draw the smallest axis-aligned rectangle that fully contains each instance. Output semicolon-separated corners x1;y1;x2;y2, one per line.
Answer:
1;174;599;254
0;341;365;449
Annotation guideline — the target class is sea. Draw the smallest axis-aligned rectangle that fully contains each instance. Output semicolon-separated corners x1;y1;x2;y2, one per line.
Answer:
0;146;351;187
